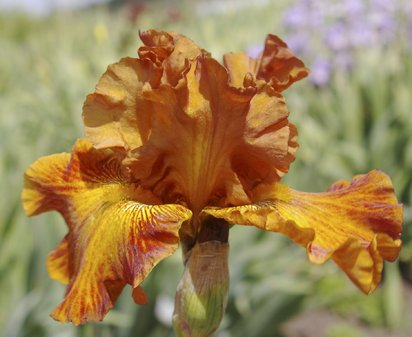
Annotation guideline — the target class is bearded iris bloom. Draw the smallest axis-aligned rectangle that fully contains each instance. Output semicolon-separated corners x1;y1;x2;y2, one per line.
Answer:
22;30;403;332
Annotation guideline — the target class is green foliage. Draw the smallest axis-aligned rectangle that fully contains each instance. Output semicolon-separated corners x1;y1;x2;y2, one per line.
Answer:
1;1;410;336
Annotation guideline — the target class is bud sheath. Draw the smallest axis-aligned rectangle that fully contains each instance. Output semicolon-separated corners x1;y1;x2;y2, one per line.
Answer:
173;240;230;337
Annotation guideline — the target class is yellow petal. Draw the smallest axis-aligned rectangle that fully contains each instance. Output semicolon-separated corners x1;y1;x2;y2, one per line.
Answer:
224;34;309;91
47;236;70;284
22;139;192;324
203;170;403;293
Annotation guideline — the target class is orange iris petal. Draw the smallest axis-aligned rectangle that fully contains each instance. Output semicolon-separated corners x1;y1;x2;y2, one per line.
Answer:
82;31;301;218
22;139;191;324
83;31;203;152
138;29;202;86
203;170;403;293
82;57;163;150
224;34;309;90
127;54;298;222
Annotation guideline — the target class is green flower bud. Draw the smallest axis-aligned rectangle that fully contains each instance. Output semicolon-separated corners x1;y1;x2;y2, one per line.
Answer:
173;241;229;337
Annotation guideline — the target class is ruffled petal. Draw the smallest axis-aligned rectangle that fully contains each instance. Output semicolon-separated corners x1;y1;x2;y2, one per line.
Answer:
82;57;162;150
22;139;192;324
203;170;403;293
129;54;252;215
256;34;309;91
83;30;202;151
224;34;309;91
223;51;258;88
138;29;202;86
129;54;297;225
81;30;299;217
235;86;298;187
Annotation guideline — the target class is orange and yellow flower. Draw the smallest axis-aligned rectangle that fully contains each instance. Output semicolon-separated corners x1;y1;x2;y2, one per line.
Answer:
22;30;403;326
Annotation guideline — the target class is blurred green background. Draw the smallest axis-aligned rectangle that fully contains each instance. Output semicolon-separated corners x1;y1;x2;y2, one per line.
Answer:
1;0;412;336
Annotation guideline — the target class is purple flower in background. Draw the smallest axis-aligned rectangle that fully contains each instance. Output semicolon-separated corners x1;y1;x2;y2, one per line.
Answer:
370;11;396;41
286;34;309;54
325;23;349;51
343;0;365;16
310;57;332;87
283;0;324;29
280;0;409;86
283;4;309;29
349;21;377;47
371;0;396;12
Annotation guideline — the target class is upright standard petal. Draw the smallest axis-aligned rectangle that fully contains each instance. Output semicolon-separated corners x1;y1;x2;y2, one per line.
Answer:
138;30;202;86
82;57;162;150
83;30;202;151
203;170;403;293
22;139;192;324
82;30;300;221
128;54;298;227
224;34;309;90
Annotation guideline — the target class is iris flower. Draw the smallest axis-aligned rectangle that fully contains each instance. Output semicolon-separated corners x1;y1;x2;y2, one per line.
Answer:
22;30;402;332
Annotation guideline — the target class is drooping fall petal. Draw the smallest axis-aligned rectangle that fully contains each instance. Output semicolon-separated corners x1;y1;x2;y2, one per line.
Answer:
22;139;192;324
224;34;309;90
203;170;403;293
47;235;70;284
